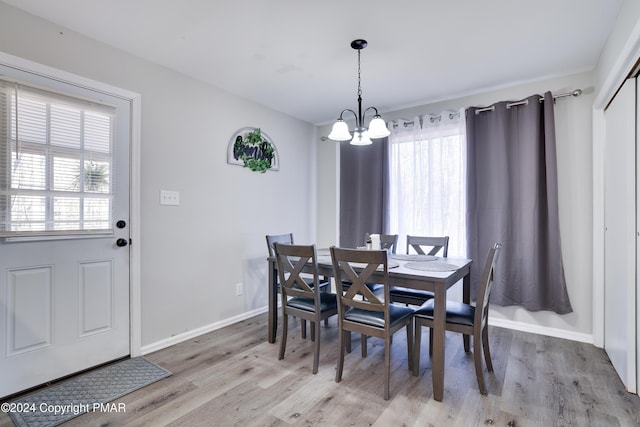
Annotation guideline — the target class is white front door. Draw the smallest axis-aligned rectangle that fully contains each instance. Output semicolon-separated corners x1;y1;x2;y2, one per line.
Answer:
0;62;131;397
604;77;637;393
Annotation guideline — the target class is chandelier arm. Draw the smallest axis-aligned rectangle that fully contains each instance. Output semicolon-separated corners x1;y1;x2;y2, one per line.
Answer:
338;108;359;124
362;106;381;123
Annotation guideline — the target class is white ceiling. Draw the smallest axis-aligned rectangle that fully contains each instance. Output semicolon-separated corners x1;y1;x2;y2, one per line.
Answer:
2;0;624;125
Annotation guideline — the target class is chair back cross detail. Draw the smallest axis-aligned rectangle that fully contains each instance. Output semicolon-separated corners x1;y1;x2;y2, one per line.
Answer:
266;233;294;257
336;255;387;313
277;250;316;299
364;233;398;254
406;235;449;257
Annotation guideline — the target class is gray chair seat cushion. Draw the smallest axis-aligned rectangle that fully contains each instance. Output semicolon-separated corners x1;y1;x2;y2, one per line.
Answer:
389;286;434;300
278;277;330;289
341;280;383;293
364;282;384;293
287;292;337;313
303;277;330;288
344;304;414;328
281;277;329;291
414;299;475;327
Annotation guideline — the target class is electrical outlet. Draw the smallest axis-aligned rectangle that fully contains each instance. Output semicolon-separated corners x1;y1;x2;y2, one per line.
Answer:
160;190;180;206
235;282;243;296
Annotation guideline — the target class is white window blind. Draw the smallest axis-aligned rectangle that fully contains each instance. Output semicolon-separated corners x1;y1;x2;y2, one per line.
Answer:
0;79;116;237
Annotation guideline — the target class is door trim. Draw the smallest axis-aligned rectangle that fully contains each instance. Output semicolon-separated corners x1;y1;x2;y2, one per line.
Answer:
593;19;640;350
0;50;142;357
603;78;637;393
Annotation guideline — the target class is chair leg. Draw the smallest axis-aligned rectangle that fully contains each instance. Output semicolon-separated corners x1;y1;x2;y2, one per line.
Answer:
312;318;321;374
336;330;345;383
428;328;434;357
463;334;470;352
346;331;352;353
322;278;329;327
310;321;316;342
413;319;422;376
361;334;367;357
279;313;288;360
301;319;307;339
406;320;414;372
384;335;391;400
482;325;494;372
473;332;487;395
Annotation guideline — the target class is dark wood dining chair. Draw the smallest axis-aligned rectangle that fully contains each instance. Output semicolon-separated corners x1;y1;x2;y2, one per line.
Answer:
340;233;399;299
330;246;415;400
406;235;449;256
364;232;399;254
390;235;449;306
413;242;502;395
266;233;330;338
273;243;338;374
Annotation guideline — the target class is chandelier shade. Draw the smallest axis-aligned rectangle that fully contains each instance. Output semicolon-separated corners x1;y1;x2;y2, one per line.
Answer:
328;39;390;145
328;119;351;141
350;129;372;145
367;116;391;139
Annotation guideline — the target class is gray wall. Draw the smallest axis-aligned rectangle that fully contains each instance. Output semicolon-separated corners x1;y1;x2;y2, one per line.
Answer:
0;3;318;348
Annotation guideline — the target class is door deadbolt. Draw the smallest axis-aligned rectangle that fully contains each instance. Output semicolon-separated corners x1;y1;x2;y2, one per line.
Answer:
116;220;126;229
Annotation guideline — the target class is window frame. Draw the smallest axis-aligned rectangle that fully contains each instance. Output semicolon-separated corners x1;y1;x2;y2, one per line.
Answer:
0;79;117;240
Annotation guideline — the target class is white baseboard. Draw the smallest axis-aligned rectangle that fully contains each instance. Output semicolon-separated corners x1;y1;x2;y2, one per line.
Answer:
141;306;268;355
141;305;595;355
489;316;594;345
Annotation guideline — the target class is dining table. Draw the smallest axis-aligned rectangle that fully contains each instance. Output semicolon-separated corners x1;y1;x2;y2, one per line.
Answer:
267;248;472;402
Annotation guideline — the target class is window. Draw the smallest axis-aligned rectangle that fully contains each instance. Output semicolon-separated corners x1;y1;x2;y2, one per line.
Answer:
0;80;115;237
388;112;467;256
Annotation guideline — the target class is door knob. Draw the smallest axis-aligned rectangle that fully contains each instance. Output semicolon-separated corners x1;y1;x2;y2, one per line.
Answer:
116;238;128;247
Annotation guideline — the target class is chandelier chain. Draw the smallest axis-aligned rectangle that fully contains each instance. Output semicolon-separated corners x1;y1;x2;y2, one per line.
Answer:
357;48;362;99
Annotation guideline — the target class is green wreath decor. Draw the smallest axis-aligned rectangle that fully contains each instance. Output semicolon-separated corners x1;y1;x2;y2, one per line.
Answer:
232;128;276;173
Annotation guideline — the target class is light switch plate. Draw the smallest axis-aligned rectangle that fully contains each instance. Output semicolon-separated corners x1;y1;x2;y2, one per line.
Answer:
160;190;180;206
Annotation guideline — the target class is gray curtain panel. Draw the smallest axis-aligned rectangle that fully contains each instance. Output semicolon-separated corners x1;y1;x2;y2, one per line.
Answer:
339;138;389;248
465;92;572;314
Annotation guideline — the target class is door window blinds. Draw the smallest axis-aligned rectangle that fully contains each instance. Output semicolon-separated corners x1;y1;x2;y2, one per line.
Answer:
0;79;116;237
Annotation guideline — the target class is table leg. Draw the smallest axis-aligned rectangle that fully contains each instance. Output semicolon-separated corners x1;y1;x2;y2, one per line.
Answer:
323;275;329;326
432;285;446;402
463;273;471;352
268;259;277;343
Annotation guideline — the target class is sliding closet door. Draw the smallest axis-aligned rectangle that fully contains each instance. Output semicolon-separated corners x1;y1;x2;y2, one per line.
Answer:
604;77;637;393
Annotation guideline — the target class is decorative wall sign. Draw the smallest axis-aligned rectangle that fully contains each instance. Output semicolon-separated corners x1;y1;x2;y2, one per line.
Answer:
227;127;279;172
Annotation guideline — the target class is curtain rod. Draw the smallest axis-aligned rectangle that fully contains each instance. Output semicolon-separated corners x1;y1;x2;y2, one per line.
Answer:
320;88;583;138
473;88;583;114
390;111;460;129
390;88;584;126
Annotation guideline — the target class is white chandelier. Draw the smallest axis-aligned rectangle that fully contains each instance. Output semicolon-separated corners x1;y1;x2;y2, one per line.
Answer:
328;39;390;145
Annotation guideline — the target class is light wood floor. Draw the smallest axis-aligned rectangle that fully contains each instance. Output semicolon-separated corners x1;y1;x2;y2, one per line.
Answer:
2;312;640;426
